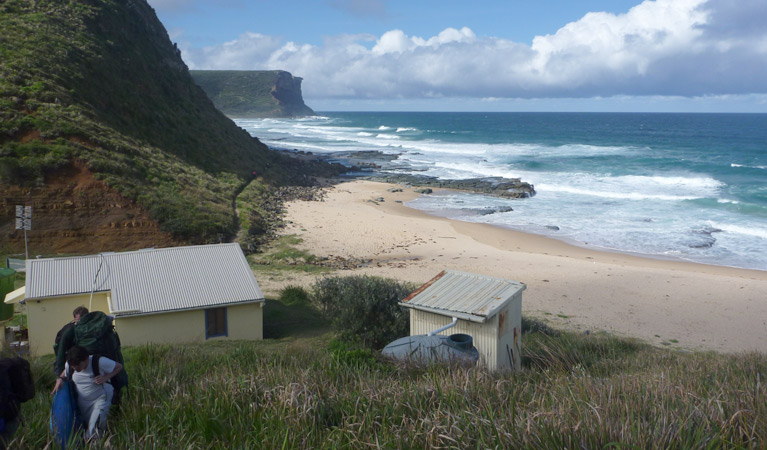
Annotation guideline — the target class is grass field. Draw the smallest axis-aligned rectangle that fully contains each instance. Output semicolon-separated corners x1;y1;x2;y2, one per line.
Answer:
5;297;766;449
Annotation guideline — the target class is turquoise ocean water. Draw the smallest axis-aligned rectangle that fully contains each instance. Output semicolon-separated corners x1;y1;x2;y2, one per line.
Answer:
236;112;767;271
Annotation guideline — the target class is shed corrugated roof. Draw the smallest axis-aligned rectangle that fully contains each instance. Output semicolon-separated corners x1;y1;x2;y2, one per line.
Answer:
4;286;25;304
399;270;525;323
25;244;264;316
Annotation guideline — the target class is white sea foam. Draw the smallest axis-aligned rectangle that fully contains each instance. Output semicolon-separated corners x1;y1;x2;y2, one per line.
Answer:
239;117;636;163
732;163;767;170
708;222;767;239
536;184;703;201
410;160;532;181
618;175;724;190
534;173;723;201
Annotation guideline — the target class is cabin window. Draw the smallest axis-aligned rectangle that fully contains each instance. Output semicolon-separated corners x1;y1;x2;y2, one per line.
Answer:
205;307;227;338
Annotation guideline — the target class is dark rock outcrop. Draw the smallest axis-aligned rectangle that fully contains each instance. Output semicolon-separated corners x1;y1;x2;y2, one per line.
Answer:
374;174;536;199
275;148;537;199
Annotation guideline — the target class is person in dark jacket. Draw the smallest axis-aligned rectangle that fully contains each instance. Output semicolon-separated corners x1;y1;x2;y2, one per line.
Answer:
0;370;20;449
53;306;88;375
0;357;34;450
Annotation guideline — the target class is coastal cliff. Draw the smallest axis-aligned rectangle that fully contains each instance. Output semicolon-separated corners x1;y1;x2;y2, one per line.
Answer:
0;0;328;255
191;70;315;118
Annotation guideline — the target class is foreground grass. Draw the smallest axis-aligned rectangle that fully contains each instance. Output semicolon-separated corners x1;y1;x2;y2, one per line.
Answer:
9;313;766;449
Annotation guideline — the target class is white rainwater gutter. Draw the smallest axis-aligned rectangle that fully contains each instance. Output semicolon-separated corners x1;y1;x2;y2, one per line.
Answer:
427;317;458;336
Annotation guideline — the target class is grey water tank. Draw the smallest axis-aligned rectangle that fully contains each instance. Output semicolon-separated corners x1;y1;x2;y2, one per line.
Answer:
382;333;479;365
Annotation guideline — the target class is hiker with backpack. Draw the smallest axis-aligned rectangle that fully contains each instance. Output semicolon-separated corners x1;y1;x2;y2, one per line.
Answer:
52;346;122;440
54;310;128;406
53;306;89;375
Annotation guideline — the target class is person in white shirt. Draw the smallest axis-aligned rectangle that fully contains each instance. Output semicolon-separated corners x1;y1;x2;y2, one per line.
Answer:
52;346;123;439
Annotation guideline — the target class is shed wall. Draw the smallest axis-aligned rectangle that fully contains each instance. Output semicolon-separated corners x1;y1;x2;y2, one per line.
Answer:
409;291;523;371
495;292;523;371
410;309;500;370
25;292;110;356
115;302;263;347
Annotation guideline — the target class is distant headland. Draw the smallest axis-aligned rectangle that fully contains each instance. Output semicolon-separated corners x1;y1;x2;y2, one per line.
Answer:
191;70;315;118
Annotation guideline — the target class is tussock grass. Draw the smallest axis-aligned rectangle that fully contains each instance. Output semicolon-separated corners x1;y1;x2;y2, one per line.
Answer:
12;315;766;449
278;285;311;306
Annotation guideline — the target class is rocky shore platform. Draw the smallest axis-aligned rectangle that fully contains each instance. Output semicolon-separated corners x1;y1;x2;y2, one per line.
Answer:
364;173;535;199
276;148;536;199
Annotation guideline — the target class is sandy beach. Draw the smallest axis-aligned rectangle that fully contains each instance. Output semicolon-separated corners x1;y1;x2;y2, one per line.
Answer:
269;179;767;354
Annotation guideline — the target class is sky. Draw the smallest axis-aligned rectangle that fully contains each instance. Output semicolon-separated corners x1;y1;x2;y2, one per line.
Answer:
150;0;767;112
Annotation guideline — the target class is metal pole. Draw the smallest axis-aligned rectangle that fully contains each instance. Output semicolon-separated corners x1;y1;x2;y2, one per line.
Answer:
24;228;28;260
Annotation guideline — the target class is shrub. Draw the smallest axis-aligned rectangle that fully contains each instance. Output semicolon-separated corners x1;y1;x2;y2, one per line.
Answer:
311;275;414;350
278;285;310;306
326;339;382;369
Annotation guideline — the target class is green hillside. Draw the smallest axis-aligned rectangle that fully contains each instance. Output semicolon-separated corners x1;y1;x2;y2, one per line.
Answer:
0;0;332;249
191;70;315;118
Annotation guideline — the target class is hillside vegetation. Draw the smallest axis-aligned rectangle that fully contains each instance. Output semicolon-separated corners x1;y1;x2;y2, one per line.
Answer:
0;0;335;253
191;70;315;118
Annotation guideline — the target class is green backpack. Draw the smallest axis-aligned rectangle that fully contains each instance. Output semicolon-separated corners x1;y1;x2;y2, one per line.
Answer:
73;312;128;403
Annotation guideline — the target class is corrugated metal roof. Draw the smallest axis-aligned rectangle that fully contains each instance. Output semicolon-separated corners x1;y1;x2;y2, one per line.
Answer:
25;243;264;316
400;270;525;323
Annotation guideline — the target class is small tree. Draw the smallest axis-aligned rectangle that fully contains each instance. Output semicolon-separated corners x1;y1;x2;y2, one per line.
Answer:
311;275;413;350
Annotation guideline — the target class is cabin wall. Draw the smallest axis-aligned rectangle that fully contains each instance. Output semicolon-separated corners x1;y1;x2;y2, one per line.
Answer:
227;302;264;340
115;302;263;347
25;292;110;356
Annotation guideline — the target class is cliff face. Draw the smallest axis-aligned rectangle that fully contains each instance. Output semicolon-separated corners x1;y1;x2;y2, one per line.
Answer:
191;70;315;118
0;0;310;255
2;162;179;255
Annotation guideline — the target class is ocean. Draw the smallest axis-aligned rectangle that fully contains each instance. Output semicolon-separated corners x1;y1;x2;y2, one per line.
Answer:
235;112;767;271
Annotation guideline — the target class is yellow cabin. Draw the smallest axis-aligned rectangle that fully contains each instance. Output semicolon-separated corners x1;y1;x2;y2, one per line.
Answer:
6;243;265;356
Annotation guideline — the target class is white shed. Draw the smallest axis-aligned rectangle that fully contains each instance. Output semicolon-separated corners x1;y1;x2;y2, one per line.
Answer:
399;270;526;371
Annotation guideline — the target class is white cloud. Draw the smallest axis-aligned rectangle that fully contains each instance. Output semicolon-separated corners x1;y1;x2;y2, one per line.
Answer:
371;30;412;55
185;32;283;70
182;0;767;100
370;27;475;55
526;0;710;95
